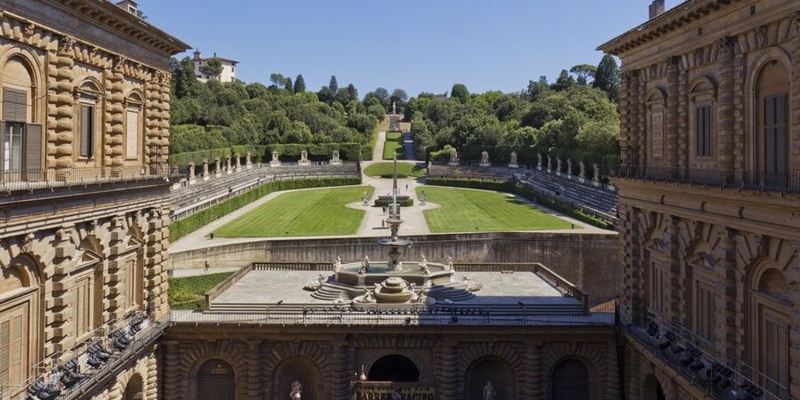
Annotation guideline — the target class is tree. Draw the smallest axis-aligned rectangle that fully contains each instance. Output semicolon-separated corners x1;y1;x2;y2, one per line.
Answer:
594;54;620;102
284;77;293;93
294;74;306;93
328;75;339;94
450;83;470;103
570;64;597;86
199;57;223;80
526;76;549;102
373;87;390;105
270;72;287;87
317;86;334;104
551;70;575;91
171;56;197;99
390;88;408;103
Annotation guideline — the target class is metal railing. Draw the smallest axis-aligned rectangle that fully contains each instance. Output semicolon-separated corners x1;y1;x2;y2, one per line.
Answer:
0;165;176;195
611;165;800;195
622;315;792;400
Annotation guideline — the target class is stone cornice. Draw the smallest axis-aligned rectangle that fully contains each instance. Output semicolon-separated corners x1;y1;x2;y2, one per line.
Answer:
52;0;189;55
598;0;744;56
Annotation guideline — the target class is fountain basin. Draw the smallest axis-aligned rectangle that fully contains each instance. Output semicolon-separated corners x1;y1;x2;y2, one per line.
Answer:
335;262;453;286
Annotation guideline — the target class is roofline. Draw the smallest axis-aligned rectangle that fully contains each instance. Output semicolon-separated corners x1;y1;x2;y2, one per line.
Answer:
597;0;744;56
194;56;239;65
67;0;190;55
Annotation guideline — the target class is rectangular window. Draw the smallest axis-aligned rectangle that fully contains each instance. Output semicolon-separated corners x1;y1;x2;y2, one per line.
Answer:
651;111;663;158
3;122;23;171
74;275;92;338
79;104;94;158
696;105;711;157
695;282;715;341
126;107;139;160
648;263;665;313
0;310;26;392
763;94;787;175
761;309;789;395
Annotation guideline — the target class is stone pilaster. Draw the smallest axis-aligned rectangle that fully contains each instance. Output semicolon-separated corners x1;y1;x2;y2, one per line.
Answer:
435;342;459;400
676;59;688;173
330;341;352;399
50;36;75;170
714;228;740;359
637;72;647;167
665;57;681;171
667;216;682;324
146;346;159;399
619;71;634;166
145;72;162;167
105;216;126;320
104;59;126;170
716;36;737;173
161;341;181;399
791;12;800;172
48;226;75;354
145;207;170;320
522;341;541;399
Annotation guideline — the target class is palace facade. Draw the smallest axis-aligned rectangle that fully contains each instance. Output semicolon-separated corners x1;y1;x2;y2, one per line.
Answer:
0;0;188;399
600;0;800;399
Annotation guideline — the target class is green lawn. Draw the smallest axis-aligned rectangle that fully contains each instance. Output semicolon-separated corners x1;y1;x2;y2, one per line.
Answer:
418;186;576;233
169;272;233;309
382;141;403;160
213;186;374;237
363;162;426;178
385;131;403;140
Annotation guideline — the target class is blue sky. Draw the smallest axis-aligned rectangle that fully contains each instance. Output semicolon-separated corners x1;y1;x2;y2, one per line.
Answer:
140;0;681;97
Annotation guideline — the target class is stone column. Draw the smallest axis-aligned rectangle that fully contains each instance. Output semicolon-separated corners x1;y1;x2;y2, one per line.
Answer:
215;158;221;177
566;159;573;179
235;153;241;171
246;151;252;169
189;162;196;182
226;156;232;174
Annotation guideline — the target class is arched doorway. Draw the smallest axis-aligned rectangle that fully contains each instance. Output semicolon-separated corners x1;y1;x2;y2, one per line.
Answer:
368;354;419;381
753;59;789;187
123;374;143;400
196;359;235;400
550;359;590;400
464;356;515;400
642;374;666;400
271;356;322;400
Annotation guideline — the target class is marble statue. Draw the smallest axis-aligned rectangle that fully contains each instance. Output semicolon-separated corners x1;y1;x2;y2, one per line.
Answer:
483;380;496;400
290;380;302;399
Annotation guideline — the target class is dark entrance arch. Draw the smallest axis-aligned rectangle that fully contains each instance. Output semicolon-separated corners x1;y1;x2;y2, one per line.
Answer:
643;375;666;400
550;359;590;400
122;374;143;400
196;359;235;400
465;356;515;400
368;355;420;381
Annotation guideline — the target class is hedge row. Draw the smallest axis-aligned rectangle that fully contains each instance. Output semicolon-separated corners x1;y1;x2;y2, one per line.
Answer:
424;177;613;230
373;197;414;207
171;143;366;165
169;177;361;242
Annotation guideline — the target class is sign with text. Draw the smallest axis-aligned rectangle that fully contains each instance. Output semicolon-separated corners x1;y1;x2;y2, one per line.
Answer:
355;386;435;400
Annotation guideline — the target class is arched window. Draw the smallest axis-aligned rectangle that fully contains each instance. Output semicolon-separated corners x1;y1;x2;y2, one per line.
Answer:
750;267;791;396
688;77;716;162
0;255;41;399
754;61;789;188
368;354;419;381
550;359;589;400
1;56;42;180
75;80;102;161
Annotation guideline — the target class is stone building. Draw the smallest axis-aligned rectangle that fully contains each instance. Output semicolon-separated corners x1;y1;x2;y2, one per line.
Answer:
0;0;188;399
600;0;800;399
191;50;238;83
164;261;619;400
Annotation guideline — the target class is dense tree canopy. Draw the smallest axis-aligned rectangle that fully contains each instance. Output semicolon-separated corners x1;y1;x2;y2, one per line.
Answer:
169;58;379;160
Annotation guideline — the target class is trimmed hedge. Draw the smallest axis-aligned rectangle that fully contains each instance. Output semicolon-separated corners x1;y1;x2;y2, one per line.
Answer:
373;197;414;207
171;143;365;165
170;177;361;242
424;177;613;230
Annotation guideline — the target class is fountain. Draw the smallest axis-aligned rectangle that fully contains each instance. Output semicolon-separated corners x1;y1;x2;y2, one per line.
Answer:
310;154;476;305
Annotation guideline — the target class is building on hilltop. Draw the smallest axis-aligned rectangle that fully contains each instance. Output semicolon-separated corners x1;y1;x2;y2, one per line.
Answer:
192;50;238;83
0;0;188;399
600;0;800;399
